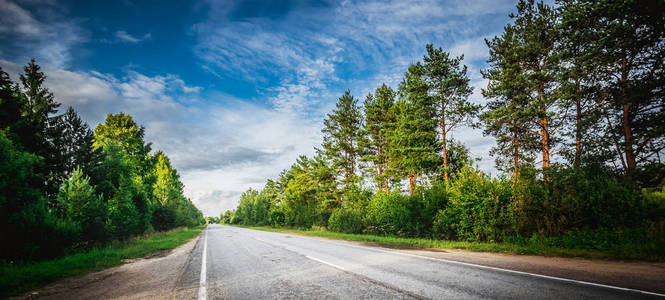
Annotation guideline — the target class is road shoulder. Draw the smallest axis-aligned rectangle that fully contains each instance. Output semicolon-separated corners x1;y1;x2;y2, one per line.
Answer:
302;235;665;295
10;235;201;300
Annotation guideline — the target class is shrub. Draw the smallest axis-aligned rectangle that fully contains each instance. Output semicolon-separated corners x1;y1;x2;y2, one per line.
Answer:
151;205;176;231
515;165;645;236
328;208;363;233
364;191;425;237
268;206;286;227
56;168;107;244
432;166;515;242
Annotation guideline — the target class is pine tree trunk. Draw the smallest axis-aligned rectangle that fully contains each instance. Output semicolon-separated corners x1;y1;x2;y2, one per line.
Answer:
377;145;384;190
513;123;519;183
442;114;449;190
344;151;349;189
621;53;636;173
574;79;582;168
408;170;414;195
384;152;389;193
350;136;355;180
538;84;551;181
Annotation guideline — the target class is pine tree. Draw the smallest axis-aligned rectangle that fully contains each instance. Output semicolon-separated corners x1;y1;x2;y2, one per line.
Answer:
511;0;560;180
422;44;479;188
392;63;439;194
558;0;665;174
482;24;539;181
51;107;96;181
361;84;397;192
19;59;64;198
0;67;27;145
321;90;363;189
56;167;106;243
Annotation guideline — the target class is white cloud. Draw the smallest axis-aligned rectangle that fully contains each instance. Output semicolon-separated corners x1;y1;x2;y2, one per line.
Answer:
115;30;151;43
0;0;41;36
0;0;86;68
0;58;322;216
1;0;520;216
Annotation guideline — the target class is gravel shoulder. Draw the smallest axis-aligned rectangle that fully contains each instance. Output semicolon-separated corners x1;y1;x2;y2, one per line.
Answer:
325;237;665;294
10;235;201;300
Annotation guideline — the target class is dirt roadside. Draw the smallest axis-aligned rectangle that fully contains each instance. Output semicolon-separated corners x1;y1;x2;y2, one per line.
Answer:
326;238;665;295
9;236;201;300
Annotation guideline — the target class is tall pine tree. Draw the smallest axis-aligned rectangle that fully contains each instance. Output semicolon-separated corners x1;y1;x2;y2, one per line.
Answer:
482;24;539;180
393;63;439;194
321;90;363;189
422;44;478;188
558;0;665;174
361;84;397;192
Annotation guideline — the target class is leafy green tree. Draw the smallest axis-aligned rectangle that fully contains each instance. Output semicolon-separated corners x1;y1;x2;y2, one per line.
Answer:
321;90;363;189
220;210;234;224
93;113;153;177
152;151;182;206
422;44;478;187
0;132;48;259
56;167;106;243
92;142;145;237
106;178;141;239
361;84;397;192
92;114;154;232
392;63;439;194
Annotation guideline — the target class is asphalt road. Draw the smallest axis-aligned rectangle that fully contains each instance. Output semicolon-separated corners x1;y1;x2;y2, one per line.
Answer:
176;225;663;299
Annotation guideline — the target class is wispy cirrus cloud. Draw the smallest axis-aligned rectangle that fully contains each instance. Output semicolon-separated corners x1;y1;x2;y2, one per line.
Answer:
115;30;151;43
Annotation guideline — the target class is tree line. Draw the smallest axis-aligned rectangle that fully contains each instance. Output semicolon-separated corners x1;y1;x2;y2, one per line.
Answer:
1;60;204;262
222;0;665;249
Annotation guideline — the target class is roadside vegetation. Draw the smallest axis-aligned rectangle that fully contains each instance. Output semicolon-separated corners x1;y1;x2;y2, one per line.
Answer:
220;0;665;261
1;60;205;264
0;226;203;298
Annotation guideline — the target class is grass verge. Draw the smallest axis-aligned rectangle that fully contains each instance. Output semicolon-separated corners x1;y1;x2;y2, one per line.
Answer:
237;225;664;261
0;226;204;298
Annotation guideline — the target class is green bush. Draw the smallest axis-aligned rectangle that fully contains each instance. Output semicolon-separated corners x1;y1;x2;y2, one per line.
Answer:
364;191;424;237
328;208;363;233
56;168;107;245
433;166;515;242
515;165;646;236
151;205;176;231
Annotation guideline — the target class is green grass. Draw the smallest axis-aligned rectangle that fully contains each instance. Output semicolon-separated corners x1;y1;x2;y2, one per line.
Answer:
0;226;204;298
236;225;665;261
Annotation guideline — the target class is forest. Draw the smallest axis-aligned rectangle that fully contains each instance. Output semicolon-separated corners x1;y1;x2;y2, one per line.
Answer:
221;0;665;254
0;60;204;262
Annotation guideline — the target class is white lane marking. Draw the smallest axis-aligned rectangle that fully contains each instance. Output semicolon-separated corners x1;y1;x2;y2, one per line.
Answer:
198;228;208;300
241;227;665;298
305;255;347;271
377;249;665;298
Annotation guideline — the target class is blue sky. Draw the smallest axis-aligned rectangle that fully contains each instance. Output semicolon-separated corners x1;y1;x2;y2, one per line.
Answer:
1;0;518;216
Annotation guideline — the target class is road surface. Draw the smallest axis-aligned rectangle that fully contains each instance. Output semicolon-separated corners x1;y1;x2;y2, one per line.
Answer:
174;225;663;299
